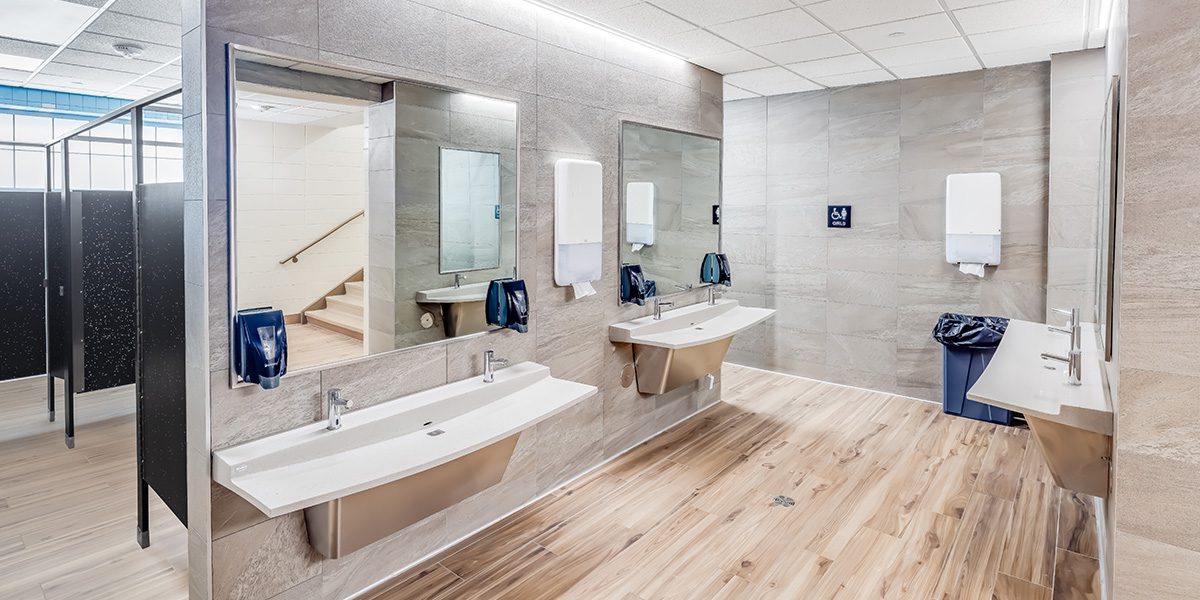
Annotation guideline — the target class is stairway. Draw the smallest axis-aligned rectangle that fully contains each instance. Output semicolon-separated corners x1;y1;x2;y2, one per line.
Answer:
304;280;364;340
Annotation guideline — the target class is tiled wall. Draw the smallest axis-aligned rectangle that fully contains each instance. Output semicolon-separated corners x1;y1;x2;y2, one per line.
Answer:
182;1;722;599
722;65;1049;401
1047;49;1107;324
234;119;367;315
1113;0;1200;596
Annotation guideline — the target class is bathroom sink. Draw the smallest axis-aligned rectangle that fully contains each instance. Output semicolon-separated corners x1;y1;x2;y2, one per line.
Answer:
212;362;596;557
609;298;775;349
609;299;775;394
415;282;490;336
415;281;489;303
967;319;1113;497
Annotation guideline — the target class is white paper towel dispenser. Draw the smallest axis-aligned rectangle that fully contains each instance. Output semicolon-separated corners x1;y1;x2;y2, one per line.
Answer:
945;172;1001;277
625;181;655;252
554;159;603;298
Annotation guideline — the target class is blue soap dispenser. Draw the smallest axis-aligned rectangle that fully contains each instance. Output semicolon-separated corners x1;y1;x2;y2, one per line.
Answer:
234;308;288;389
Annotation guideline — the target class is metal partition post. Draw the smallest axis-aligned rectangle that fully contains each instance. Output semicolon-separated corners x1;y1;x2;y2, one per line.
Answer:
130;105;150;548
62;137;80;449
44;146;55;423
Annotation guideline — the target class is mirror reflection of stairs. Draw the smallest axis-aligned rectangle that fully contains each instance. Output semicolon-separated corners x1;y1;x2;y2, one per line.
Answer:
304;280;363;340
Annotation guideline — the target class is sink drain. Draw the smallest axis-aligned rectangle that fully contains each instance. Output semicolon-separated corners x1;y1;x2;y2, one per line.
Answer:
772;495;795;507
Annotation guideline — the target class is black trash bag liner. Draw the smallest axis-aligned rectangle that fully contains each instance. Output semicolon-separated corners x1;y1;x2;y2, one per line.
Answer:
932;312;1009;349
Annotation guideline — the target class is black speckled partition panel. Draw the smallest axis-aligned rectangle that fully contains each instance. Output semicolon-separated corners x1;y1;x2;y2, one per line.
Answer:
80;190;136;393
45;192;67;378
136;182;187;526
0;192;46;381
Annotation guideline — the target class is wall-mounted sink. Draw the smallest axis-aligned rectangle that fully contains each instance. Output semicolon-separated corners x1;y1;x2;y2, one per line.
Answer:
212;361;596;558
967;319;1113;497
415;281;490;336
609;299;775;394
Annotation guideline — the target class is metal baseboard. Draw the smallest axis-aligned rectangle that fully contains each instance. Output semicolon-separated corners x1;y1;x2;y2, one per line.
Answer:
304;433;519;558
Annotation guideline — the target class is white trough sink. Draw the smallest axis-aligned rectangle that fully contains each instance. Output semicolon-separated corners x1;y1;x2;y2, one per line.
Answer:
212;362;596;520
609;299;774;394
415;281;489;304
609;298;775;350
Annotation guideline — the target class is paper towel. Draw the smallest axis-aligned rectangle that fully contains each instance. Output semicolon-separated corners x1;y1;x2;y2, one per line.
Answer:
571;281;596;299
631;243;644;252
958;262;986;277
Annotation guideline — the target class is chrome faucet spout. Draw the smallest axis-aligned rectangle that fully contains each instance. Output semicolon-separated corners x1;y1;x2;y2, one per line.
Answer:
326;389;353;430
454;273;465;288
483;350;509;383
653;297;674;320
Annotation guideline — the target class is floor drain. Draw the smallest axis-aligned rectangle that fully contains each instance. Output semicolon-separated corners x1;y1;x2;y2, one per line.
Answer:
772;495;795;507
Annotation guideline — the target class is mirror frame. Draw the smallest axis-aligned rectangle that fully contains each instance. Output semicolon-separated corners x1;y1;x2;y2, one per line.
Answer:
1096;75;1120;362
616;120;723;306
225;45;522;387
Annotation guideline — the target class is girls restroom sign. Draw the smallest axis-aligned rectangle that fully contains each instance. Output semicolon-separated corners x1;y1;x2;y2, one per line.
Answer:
828;205;851;228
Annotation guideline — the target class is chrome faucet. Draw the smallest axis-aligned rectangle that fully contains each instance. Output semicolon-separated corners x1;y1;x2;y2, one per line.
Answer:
653;297;673;320
483;350;509;383
454;273;465;288
707;284;724;305
1042;307;1082;386
326;388;353;430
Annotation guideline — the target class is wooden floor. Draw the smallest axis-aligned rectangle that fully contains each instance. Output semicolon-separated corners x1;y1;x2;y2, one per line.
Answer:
370;364;1102;600
288;323;364;371
0;379;188;600
0;377;134;444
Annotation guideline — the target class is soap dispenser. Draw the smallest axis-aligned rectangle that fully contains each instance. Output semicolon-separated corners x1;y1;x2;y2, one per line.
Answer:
233;308;288;389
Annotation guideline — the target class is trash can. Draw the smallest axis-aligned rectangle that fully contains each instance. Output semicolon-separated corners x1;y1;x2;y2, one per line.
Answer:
932;312;1017;426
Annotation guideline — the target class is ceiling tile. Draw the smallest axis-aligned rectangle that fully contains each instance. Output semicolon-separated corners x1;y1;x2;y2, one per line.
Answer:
0;38;57;61
725;66;821;95
646;0;796;26
109;0;181;25
979;41;1080;67
87;12;182;49
870;37;975;68
723;83;760;100
599;3;695;39
542;0;641;19
954;0;1086;35
0;0;98;45
843;13;961;50
814;68;895;87
52;48;162;75
753;34;857;64
689;50;773;74
659;28;739;57
804;0;945;30
889;55;981;78
786;52;879;78
943;0;995;7
707;8;829;46
969;21;1083;55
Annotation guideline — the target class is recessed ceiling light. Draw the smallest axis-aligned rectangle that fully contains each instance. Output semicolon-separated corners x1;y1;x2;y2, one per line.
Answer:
0;53;43;71
112;43;144;59
888;31;906;38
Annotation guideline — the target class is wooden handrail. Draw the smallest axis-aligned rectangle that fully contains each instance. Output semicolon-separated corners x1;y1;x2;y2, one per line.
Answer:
279;210;364;264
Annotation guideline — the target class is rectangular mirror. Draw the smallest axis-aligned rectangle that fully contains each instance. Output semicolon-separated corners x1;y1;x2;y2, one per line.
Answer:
1095;75;1120;361
618;122;721;299
440;148;501;274
229;48;519;379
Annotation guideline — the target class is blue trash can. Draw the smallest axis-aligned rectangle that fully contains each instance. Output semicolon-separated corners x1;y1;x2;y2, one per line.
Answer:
933;313;1016;426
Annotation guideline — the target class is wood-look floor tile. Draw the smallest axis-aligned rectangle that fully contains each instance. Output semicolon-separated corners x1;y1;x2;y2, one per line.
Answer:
880;510;959;600
1000;478;1058;588
977;427;1029;500
1056;489;1100;559
994;573;1052;600
933;492;1015;600
1053;549;1101;600
365;564;462;600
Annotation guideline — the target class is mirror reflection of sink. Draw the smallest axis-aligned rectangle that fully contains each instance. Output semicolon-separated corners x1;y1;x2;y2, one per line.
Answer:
415;281;489;304
415;282;490;337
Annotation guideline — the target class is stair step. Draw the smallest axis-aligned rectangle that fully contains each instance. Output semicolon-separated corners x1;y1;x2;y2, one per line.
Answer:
325;294;362;317
343;281;363;299
305;308;363;339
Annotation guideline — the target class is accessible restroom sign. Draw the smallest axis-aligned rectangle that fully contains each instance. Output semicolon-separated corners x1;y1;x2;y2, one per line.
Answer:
828;205;851;228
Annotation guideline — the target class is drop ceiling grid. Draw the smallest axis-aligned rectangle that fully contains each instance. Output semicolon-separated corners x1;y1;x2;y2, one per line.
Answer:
542;0;1098;97
0;0;180;99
